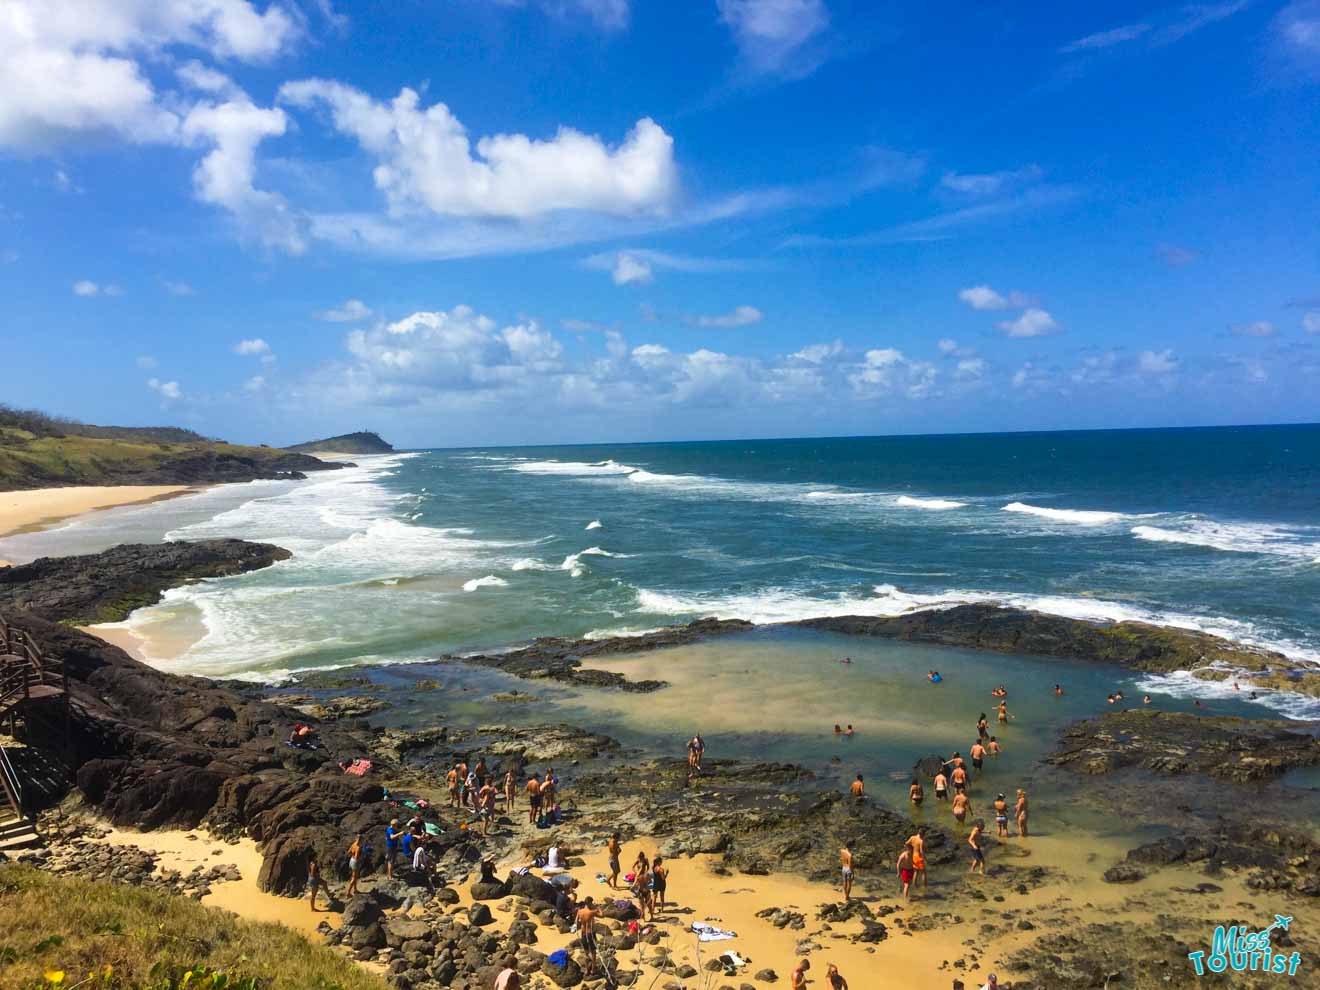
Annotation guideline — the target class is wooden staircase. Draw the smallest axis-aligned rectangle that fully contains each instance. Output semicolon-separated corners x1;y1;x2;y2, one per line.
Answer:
0;614;71;847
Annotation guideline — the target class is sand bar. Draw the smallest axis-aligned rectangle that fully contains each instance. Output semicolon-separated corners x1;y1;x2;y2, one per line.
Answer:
0;485;193;540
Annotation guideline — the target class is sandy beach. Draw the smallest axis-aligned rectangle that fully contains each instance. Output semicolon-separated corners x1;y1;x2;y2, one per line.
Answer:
0;485;194;542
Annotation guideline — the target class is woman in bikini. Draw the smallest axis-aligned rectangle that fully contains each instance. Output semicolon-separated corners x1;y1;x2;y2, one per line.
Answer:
650;856;669;912
909;778;923;806
1015;789;1029;837
346;833;363;897
952;790;971;825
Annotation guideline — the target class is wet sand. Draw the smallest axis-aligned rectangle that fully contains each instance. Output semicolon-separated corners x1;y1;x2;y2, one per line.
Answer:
0;486;195;539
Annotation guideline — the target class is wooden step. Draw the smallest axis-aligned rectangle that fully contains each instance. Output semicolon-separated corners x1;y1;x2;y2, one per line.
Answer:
0;816;39;852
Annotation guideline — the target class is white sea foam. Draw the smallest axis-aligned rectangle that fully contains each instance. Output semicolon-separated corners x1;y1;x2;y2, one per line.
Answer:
463;575;509;592
511;459;638;476
559;546;629;577
1002;502;1127;526
1132;520;1320;561
586;520;603;530
512;557;555;572
632;583;1320;666
895;495;968;510
583;626;668;641
1132;669;1320;721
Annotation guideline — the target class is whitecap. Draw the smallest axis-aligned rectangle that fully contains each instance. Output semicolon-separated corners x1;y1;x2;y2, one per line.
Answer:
510;459;639;476
895;495;967;510
463;575;509;592
586;519;603;530
1132;520;1320;561
1002;502;1127;526
1132;669;1320;721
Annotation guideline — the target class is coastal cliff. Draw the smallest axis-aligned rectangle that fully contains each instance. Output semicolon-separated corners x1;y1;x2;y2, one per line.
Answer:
285;431;395;455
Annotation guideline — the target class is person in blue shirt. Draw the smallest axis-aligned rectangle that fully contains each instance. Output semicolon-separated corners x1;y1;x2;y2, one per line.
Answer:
401;827;416;864
385;818;401;879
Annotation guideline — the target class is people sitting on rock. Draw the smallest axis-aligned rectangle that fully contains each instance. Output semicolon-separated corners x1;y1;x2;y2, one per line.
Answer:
288;723;317;748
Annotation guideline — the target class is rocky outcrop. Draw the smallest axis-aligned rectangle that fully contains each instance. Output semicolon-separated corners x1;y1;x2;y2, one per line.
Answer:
1046;710;1320;782
285;432;394;455
449;618;752;691
793;604;1320;696
0;540;292;624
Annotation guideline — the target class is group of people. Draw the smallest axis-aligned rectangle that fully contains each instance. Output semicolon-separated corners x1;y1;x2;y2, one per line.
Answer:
445;758;521;836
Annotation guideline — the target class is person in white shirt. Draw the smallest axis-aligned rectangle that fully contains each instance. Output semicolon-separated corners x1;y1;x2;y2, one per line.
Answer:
492;967;521;989
981;975;999;990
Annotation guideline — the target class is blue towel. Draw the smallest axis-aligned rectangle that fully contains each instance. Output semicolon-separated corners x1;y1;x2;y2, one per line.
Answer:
548;949;570;967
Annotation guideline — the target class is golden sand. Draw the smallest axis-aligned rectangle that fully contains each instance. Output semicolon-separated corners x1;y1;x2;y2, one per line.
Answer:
0;485;193;539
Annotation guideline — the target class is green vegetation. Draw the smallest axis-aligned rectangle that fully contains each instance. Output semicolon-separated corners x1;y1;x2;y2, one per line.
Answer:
0;865;388;990
0;405;337;492
284;432;394;455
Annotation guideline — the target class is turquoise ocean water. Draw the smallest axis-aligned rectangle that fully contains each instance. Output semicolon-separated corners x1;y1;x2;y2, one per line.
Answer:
4;424;1319;717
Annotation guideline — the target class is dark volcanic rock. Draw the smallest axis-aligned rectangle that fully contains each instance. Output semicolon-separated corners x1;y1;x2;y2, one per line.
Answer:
0;539;292;624
451;617;752;691
1047;710;1320;782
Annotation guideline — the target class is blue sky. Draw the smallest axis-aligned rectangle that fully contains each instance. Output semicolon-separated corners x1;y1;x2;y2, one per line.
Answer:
2;0;1319;448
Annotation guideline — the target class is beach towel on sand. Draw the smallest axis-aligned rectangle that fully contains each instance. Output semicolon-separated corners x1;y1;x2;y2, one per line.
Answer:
692;921;736;942
343;759;373;776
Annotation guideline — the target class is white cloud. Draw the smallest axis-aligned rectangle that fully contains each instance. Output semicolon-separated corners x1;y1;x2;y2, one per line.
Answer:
716;0;830;79
584;249;755;283
1227;355;1268;383
1059;23;1151;54
790;340;844;363
692;305;764;328
997;307;1058;338
147;377;182;401
71;279;115;296
0;0;299;151
957;285;1031;311
136;355;158;369
163;279;195;296
495;0;630;29
611;253;653;285
1138;349;1180;374
937;338;977;358
1303;311;1320;334
243;374;266;392
1275;2;1320;70
847;348;937;400
279;80;677;220
940;165;1042;198
234;338;271;356
316;298;374;322
954;357;988;381
1231;320;1277;337
182;99;304;253
176;59;241;99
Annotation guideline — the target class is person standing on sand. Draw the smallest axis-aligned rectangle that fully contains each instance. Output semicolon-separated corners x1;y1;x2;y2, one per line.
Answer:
346;833;363;896
503;768;515;811
850;774;865;798
526;773;542;825
307;854;321;911
576;897;600;976
897;845;914;900
968;821;986;875
607;832;622;888
826;963;848;989
478;777;498;836
905;827;928;892
447;763;461;809
1015;789;1029;837
651;855;669;910
909;777;923;806
840;841;855;900
632;860;654;919
790;959;810;990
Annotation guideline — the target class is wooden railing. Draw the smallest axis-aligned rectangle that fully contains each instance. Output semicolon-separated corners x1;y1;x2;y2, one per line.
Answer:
0;613;70;821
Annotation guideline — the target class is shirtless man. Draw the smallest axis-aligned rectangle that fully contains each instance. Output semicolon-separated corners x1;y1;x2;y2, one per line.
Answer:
968;821;986;875
526;773;542;825
970;740;986;773
987;736;1001;757
790;959;811;990
905;827;928;893
951;763;968;795
503;768;516;811
1015;789;1029;837
850;774;865;798
446;763;461;809
606;832;623;888
840;840;855;901
575;897;600;976
896;845;914;900
934;769;949;801
478;778;498;836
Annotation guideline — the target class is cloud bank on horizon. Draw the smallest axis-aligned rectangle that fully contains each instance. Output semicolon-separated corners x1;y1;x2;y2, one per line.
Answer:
3;0;1320;447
